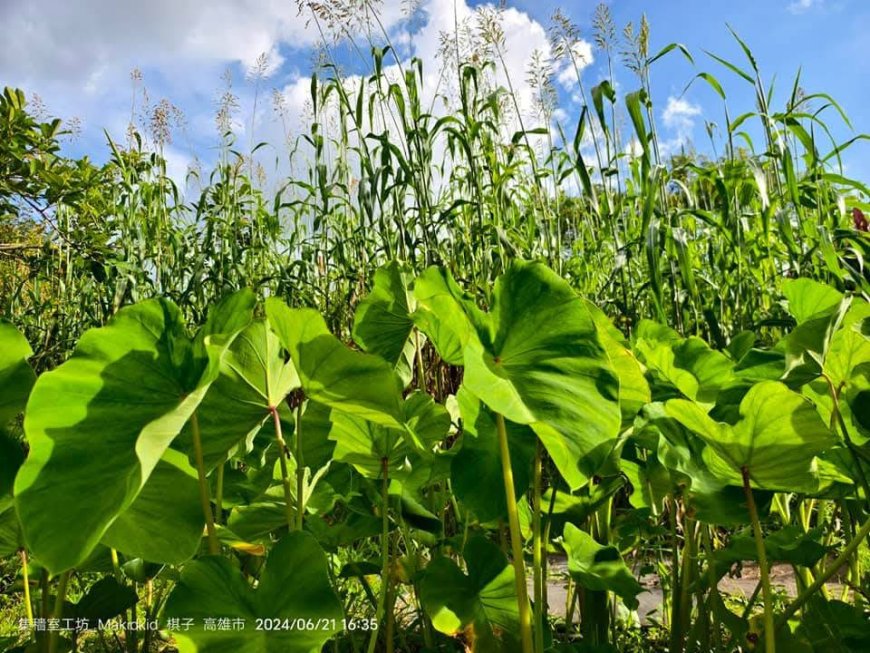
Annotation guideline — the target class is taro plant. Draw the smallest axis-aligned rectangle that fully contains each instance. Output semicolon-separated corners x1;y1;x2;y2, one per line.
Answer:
2;6;870;645
414;260;623;652
0;260;869;653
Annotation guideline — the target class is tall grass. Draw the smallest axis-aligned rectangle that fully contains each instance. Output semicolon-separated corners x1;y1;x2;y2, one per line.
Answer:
2;1;868;366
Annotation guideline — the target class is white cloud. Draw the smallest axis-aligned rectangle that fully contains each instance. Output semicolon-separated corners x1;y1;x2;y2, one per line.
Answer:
263;0;556;184
663;96;701;132
0;0;410;144
556;40;594;92
2;0;286;85
788;0;822;14
660;95;702;156
2;0;565;198
162;146;194;187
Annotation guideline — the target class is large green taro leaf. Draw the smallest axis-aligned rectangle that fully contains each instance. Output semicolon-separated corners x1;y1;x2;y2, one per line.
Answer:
562;523;643;609
412;265;483;366
0;495;22;557
177;319;299;470
802;303;870;445
0;319;35;426
584;302;649;422
795;597;870;652
665;381;836;492
0;321;34;497
634;403;770;525
16;291;254;573
352;261;418;386
265;300;404;428
72;576;139;624
451;387;535;522
330;391;449;482
819;302;870;387
100;448;203;564
426;262;621;489
778;284;865;387
419;536;520;652
783;278;844;325
227;501;288;543
634;320;734;406
165;531;343;653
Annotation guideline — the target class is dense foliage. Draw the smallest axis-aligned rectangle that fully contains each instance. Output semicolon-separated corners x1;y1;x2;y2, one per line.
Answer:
2;262;869;653
1;2;869;652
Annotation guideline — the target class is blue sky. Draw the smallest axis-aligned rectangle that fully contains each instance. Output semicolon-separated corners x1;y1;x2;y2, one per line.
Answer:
1;0;867;182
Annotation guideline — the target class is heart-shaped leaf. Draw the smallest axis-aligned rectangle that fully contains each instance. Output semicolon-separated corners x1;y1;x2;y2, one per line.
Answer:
783;278;844;324
451;387;535;523
353;261;418;385
714;525;827;569
165;531;343;653
802;303;870;445
178;319;299;470
330;391;448;481
636;403;772;524
634;320;734;406
73;577;138;623
0;319;35;426
421;262;620;489
585;302;650;422
101;448;203;564
16;291;254;573
419;536;520;651
265;300;404;427
562;524;643;609
665;381;836;491
412;266;482;366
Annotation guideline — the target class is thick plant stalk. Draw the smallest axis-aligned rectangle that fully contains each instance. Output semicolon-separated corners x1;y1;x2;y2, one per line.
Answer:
39;570;49;652
532;442;544;653
271;407;296;531
109;548;123;583
681;520;698;645
840;507;862;604
777;512;870;628
215;462;225;524
48;571;71;653
742;467;775;653
702;527;723;652
795;500;815;593
369;458;392;653
191;413;219;555
666;496;681;633
584;504;612;646
564;576;576;639
110;547;134;648
671;512;695;653
495;413;534;653
19;549;33;625
541;482;558;642
295;402;305;531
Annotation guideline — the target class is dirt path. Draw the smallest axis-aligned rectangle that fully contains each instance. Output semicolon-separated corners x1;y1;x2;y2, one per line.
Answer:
539;556;845;623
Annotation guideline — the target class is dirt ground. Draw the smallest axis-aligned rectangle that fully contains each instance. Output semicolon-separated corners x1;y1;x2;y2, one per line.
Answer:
539;556;846;623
